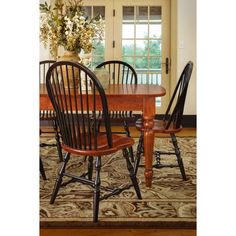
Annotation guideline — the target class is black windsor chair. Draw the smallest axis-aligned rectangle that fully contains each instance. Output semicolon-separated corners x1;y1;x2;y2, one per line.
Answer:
46;61;142;222
134;61;194;180
95;60;138;162
40;60;63;163
40;157;47;180
40;129;47;180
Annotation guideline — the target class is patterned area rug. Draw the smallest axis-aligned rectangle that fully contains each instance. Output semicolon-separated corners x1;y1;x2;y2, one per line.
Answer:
40;137;196;228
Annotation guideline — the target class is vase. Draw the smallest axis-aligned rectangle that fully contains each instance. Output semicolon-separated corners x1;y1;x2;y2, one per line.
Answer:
58;50;81;89
93;68;110;89
80;52;92;68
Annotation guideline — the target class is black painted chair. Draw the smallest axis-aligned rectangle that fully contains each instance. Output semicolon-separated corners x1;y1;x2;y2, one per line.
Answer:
46;61;142;222
40;60;63;162
39;128;47;180
40;157;47;180
135;61;194;180
95;60;138;162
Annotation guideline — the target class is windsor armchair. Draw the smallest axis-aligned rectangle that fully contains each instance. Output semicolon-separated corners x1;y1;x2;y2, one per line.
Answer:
46;61;142;222
135;61;194;180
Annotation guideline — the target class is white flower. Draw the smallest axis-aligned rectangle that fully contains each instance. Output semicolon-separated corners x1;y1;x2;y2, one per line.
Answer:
39;0;104;57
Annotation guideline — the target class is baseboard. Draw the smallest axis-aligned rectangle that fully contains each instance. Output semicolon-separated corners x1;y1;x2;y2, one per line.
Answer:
154;114;196;128
180;115;196;128
131;114;196;128
40;114;196;128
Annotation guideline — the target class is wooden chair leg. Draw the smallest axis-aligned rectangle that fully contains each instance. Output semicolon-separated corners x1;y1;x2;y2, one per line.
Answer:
128;146;135;162
171;134;187;180
53;120;63;162
124;121;134;162
93;156;101;222
123;148;142;199
154;150;161;168
50;152;70;204
134;133;143;175
40;157;47;180
88;156;94;180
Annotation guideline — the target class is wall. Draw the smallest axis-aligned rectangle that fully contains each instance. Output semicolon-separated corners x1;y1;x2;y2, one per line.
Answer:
176;0;196;115
40;0;52;60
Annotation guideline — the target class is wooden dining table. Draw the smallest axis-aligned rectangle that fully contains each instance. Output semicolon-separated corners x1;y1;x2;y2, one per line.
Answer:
40;83;166;187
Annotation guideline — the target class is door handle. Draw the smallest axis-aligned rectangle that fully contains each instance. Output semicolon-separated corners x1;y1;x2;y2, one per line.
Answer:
162;57;170;74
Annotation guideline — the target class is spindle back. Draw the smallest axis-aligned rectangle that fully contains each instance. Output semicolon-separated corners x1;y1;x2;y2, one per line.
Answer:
96;60;137;85
46;61;113;150
164;61;193;129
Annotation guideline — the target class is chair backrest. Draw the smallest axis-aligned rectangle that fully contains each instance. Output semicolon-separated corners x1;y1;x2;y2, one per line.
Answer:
164;61;193;130
96;60;137;85
46;61;113;150
39;60;56;84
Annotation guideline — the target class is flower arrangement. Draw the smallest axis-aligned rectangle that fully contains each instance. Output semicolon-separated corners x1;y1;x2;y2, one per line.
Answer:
40;0;104;57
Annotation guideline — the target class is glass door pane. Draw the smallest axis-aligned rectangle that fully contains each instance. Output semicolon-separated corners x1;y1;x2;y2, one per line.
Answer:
82;0;114;69
73;0;170;113
121;5;163;107
82;5;106;68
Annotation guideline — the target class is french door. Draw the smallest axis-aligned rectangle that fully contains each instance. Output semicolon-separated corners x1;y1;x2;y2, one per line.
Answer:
83;0;170;113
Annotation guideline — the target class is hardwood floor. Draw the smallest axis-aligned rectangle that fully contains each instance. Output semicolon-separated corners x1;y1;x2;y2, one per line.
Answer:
40;127;196;236
41;126;196;138
40;228;196;236
126;126;196;138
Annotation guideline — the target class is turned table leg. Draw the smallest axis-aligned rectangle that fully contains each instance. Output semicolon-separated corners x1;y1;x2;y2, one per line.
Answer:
142;97;155;188
143;116;154;187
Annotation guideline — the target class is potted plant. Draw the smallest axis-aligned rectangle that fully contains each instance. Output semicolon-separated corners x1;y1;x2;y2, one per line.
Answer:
40;0;105;88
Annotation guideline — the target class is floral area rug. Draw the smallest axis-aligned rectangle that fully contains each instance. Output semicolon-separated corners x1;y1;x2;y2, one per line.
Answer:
40;137;196;228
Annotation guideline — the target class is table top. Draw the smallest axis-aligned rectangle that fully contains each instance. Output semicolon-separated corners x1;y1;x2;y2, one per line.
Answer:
40;83;165;188
40;83;166;97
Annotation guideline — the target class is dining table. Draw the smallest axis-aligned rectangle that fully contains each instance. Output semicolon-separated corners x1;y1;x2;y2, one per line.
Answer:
40;83;166;188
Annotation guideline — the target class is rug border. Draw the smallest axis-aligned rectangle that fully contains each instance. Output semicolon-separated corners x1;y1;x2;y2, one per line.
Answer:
40;221;196;229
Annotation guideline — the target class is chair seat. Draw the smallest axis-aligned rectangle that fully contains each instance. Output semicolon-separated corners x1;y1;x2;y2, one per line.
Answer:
62;133;134;156
40;110;56;120
135;118;182;133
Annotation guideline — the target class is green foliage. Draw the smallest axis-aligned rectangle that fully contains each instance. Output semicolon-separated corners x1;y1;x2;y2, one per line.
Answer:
122;37;162;69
